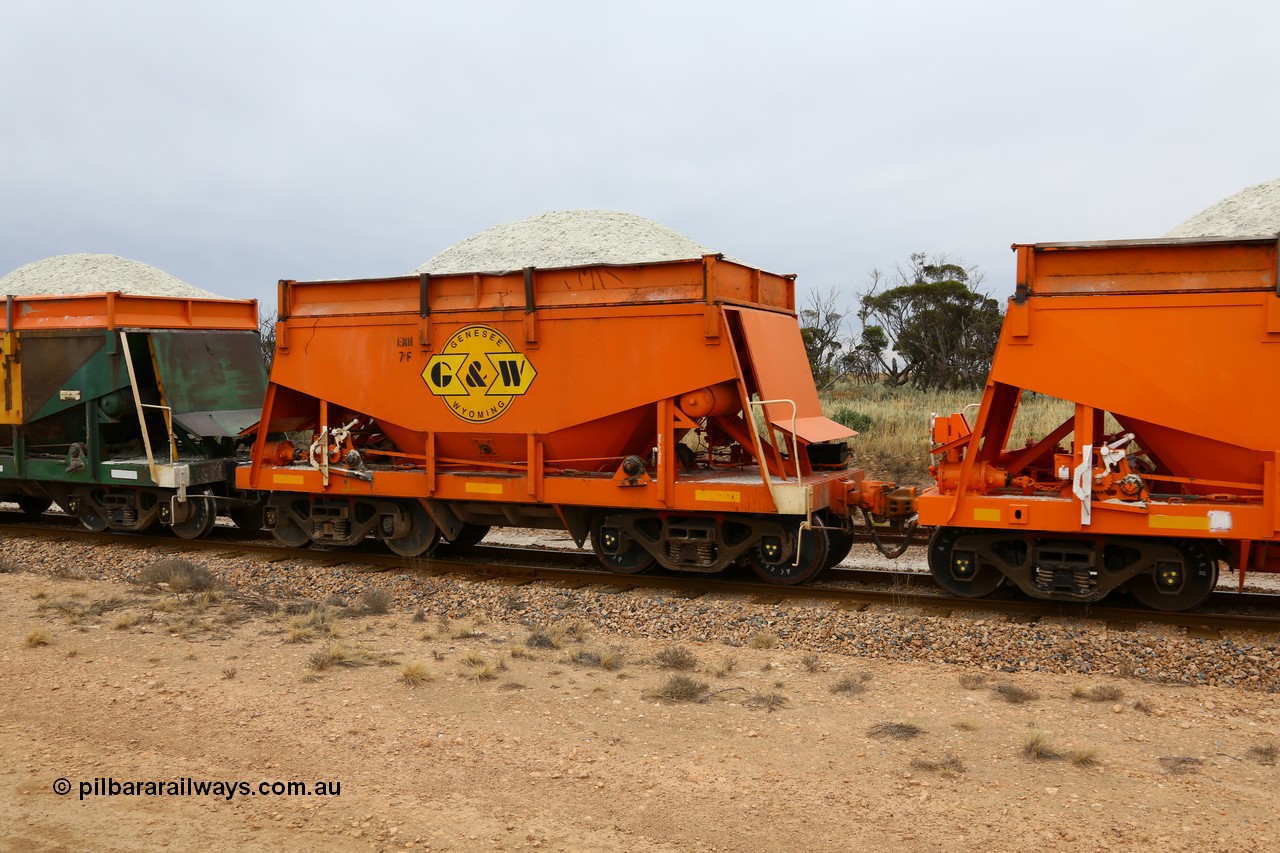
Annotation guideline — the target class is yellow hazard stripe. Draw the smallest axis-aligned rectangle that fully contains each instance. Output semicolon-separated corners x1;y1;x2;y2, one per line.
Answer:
466;482;504;495
1149;515;1210;531
695;489;741;504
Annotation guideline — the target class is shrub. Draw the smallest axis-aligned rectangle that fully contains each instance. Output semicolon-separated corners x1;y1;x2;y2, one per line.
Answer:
868;721;922;740
651;675;709;703
1159;756;1203;775
910;755;965;774
133;558;216;593
747;691;789;713
1071;684;1124;703
830;676;868;696
654;646;698;671
749;630;779;650
830;407;873;433
991;682;1039;704
358;587;392;615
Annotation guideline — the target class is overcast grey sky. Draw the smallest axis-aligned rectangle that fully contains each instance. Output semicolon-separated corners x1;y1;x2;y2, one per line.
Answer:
2;1;1277;307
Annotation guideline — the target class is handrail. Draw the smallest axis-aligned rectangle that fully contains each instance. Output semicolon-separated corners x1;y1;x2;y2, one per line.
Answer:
748;398;802;483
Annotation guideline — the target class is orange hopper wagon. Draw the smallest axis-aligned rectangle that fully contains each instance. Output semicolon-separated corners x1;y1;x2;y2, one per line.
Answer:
237;255;914;584
918;236;1280;610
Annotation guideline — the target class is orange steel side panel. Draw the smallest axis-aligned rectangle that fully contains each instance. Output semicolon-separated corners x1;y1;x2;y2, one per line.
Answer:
267;302;739;448
999;239;1280;479
919;236;1280;545
3;292;259;331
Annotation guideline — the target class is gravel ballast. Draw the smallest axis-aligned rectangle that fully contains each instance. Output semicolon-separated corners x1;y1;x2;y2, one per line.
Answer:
0;253;222;299
415;209;726;274
5;535;1276;693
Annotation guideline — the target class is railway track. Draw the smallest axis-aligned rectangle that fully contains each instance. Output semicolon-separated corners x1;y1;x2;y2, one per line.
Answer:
4;513;1279;635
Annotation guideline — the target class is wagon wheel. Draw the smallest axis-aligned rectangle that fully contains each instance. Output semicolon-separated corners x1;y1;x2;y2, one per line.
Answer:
1126;539;1218;612
819;524;856;575
381;501;439;558
927;527;1006;598
446;523;490;548
171;488;217;540
16;495;53;518
590;519;656;575
270;511;311;548
73;491;108;533
746;522;829;586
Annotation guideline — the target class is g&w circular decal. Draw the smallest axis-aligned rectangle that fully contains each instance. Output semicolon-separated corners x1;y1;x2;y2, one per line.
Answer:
421;325;536;423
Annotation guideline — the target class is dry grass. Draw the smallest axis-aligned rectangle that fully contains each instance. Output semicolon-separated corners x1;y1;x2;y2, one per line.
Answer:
133;558;216;593
285;607;339;644
1069;749;1101;768
525;629;560;649
823;385;1074;484
650;675;710;703
1159;756;1203;775
1071;684;1124;703
1132;698;1155;714
221;667;237;680
306;642;388;672
446;618;486;639
867;721;923;740
400;661;432;687
952;720;978;732
712;657;737;678
112;613;140;631
800;653;823;673
559;620;590;642
910;754;965;774
1022;732;1060;760
957;673;988;690
572;648;624;671
24;629;51;647
749;630;779;650
654;645;699;671
991;682;1039;704
460;652;500;681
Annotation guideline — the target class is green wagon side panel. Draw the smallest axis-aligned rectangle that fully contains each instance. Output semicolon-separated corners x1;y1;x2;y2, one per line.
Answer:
22;331;129;424
148;331;267;437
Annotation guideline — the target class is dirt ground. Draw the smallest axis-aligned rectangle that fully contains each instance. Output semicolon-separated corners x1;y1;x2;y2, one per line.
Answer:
2;568;1278;853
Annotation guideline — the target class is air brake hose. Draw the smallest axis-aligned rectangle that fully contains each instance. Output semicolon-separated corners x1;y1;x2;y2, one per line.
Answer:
861;507;919;559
